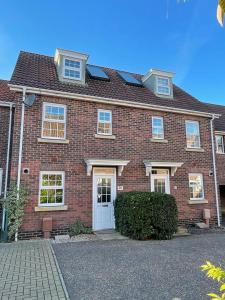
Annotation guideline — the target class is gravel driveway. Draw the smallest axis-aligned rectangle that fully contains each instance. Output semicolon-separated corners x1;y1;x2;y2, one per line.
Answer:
52;233;225;300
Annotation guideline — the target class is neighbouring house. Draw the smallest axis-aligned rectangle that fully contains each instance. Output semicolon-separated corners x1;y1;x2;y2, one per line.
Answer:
0;48;224;238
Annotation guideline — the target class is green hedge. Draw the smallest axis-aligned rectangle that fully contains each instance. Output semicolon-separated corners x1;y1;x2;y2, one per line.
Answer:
114;191;178;240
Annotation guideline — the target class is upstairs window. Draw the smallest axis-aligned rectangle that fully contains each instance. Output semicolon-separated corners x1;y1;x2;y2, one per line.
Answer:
216;135;224;153
189;173;204;201
156;76;170;96
42;103;66;139
152;116;164;139
39;171;64;206
185;120;201;149
97;110;112;135
63;58;81;80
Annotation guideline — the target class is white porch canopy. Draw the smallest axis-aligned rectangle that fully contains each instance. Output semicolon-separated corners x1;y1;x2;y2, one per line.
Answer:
84;159;130;176
143;160;184;177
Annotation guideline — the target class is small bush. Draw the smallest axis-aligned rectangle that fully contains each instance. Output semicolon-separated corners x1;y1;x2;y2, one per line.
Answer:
69;219;92;236
115;191;178;240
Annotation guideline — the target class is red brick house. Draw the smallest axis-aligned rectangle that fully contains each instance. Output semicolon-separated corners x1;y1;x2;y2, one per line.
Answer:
0;48;224;238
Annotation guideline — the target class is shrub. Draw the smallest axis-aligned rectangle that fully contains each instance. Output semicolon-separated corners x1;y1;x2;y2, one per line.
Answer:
69;219;92;236
201;261;225;299
2;183;28;240
114;191;178;240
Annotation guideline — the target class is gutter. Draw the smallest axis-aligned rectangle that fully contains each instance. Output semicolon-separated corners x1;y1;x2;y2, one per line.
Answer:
210;115;221;227
8;84;220;119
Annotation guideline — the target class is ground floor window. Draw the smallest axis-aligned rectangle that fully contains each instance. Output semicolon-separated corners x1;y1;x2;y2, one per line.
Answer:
39;171;64;206
151;169;170;194
188;173;204;200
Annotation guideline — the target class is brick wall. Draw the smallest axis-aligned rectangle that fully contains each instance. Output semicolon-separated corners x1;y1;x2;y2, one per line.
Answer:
11;93;218;234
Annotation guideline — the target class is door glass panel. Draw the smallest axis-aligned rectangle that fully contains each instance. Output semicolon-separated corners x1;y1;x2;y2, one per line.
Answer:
97;178;112;204
154;178;166;193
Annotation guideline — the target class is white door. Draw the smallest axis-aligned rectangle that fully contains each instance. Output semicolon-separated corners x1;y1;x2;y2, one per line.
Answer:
151;169;170;194
93;168;116;230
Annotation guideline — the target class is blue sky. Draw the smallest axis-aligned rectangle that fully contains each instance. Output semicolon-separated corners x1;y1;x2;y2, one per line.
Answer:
0;0;224;105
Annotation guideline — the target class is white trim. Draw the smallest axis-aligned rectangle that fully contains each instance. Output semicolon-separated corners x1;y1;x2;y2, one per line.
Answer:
54;48;89;63
152;116;164;139
188;173;205;201
42;102;67;140
211;117;221;227
8;84;220;119
142;69;174;83
151;169;170;194
84;159;130;176
215;135;225;154
92;168;116;230
0;101;15;107
215;131;225;135
97;109;112;135
38;171;65;207
185;120;201;149
143;161;183;177
63;57;82;80
156;76;171;96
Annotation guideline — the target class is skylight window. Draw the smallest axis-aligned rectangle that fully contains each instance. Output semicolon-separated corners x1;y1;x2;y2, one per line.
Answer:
87;65;109;80
156;76;171;96
63;58;81;80
117;71;142;86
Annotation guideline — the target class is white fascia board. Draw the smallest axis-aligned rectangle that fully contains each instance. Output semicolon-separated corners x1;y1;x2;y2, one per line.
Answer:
55;48;89;63
8;84;219;118
142;69;175;83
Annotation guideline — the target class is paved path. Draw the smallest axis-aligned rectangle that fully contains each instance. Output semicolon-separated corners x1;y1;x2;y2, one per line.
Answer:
0;240;68;300
53;233;225;300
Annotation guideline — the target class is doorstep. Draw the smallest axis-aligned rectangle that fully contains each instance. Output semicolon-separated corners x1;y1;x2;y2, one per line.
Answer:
94;229;129;241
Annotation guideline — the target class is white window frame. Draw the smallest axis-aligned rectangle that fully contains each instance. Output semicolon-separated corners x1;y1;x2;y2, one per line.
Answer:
63;57;82;80
188;173;204;201
39;171;65;207
152;116;164;139
42;102;67;140
97;109;112;135
156;76;171;96
185;120;201;149
216;135;224;154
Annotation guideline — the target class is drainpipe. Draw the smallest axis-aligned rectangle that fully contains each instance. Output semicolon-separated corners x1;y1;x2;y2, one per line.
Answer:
15;87;26;241
1;103;13;231
210;115;221;227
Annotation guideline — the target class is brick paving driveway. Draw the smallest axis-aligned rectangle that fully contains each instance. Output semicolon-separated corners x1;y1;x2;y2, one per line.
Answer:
0;240;68;300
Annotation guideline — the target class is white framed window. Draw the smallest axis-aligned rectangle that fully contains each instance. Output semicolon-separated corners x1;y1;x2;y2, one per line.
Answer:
216;135;224;154
185;120;201;149
188;173;204;201
97;110;112;135
39;171;64;206
42;103;66;139
152;116;164;139
156;76;171;96
63;57;81;80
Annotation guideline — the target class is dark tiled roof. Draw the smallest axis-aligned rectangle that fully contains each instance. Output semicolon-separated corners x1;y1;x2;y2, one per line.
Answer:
0;79;15;102
10;51;216;114
205;103;225;132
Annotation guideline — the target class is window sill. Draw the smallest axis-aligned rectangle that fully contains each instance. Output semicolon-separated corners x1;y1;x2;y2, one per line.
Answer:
35;205;68;212
188;200;208;205
150;138;168;143
216;152;225;155
37;138;70;144
94;134;116;140
185;148;205;153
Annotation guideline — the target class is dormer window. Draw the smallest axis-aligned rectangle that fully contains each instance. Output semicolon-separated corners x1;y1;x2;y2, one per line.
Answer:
142;69;174;98
54;48;89;85
156;77;170;96
64;58;81;80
